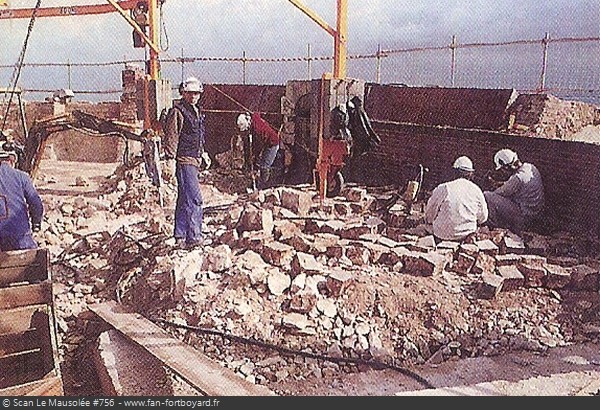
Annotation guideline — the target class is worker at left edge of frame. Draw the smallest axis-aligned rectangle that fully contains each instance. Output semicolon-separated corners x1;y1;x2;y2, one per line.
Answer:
0;138;44;251
162;76;211;250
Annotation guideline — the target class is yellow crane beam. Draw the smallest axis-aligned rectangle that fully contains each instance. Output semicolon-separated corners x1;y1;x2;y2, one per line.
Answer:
287;0;347;79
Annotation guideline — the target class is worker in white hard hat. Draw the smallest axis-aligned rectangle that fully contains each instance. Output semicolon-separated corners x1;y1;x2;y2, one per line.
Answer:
162;76;211;249
0;141;44;251
425;156;488;243
236;111;280;190
483;148;545;234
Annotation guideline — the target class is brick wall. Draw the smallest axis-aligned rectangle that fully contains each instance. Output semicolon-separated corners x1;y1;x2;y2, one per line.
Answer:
200;84;285;157
346;121;600;236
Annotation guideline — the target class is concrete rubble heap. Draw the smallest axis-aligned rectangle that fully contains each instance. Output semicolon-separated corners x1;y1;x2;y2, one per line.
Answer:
42;161;600;393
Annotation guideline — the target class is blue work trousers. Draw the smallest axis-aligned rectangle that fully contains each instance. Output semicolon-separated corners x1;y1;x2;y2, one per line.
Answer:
0;233;37;252
174;163;203;244
257;144;280;189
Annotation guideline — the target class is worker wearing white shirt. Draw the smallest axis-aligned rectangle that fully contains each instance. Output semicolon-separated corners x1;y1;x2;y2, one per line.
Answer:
425;156;488;242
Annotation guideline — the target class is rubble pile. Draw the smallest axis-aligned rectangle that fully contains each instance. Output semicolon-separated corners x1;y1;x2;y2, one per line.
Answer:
39;162;600;394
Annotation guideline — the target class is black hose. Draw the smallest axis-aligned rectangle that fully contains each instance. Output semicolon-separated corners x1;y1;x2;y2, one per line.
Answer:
151;317;435;390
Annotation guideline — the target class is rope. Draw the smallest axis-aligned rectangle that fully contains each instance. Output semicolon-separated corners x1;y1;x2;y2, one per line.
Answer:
2;0;42;132
207;84;251;113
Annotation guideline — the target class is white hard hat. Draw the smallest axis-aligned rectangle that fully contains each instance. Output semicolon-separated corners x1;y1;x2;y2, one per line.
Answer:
236;112;251;132
452;156;474;172
182;77;203;93
494;148;518;170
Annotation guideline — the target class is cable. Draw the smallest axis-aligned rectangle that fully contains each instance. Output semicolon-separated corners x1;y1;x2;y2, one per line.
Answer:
159;1;169;52
151;317;435;389
2;0;42;133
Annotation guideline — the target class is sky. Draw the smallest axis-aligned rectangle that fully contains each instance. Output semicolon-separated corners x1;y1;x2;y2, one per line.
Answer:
1;1;599;100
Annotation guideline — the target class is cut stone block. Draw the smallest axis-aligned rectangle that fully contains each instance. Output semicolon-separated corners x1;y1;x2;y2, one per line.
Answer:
262;241;296;267
495;253;522;266
291;252;324;277
475;239;499;256
517;262;547;287
569;264;600;291
471;253;496;275
280;188;314;216
325;269;352;297
502;233;525;254
401;251;448;277
346;245;371;266
478;273;504;299
543;264;572;289
496;265;525;291
339;223;372;240
237;205;274;235
452;252;476;276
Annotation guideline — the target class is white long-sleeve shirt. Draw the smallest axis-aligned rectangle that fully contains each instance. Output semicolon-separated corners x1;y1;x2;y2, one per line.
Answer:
493;162;544;217
425;178;488;241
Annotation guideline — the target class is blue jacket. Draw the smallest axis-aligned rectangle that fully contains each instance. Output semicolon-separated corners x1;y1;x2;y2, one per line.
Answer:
0;163;43;249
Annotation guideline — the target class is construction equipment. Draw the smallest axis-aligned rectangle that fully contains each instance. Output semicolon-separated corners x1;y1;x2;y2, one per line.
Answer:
5;109;165;204
0;248;63;395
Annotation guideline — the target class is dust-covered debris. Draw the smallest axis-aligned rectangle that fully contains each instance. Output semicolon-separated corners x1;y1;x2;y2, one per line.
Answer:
36;159;600;396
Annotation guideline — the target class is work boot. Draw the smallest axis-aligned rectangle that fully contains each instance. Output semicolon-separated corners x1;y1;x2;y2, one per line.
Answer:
185;238;204;250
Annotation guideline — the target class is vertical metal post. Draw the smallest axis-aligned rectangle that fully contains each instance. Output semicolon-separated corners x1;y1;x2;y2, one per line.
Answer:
147;0;160;80
333;0;347;79
180;47;185;83
450;35;457;87
67;58;72;89
307;43;312;80
375;43;382;84
539;32;550;92
242;50;247;85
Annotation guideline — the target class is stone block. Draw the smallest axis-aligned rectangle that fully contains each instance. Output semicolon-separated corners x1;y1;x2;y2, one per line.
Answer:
517;262;546;287
237;205;274;235
471;253;496;275
543;264;572;289
401;251;448;277
496;265;525;291
478;273;504;299
569;264;600;291
280;188;314;216
475;239;499;256
291;252;324;277
262;241;296;267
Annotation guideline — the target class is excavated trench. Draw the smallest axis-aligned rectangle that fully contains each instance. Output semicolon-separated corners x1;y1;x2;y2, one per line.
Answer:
35;154;600;396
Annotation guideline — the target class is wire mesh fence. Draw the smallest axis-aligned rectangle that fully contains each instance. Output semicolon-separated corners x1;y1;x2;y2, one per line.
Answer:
1;34;599;105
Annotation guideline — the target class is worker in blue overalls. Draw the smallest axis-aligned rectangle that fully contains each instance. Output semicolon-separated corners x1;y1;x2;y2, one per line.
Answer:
0;140;43;251
163;77;211;249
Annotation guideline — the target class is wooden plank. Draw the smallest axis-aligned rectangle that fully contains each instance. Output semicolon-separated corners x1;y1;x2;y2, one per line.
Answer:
0;375;63;396
0;248;46;269
0;305;47;335
0;265;47;287
0;328;38;356
89;301;277;396
0;249;48;286
0;349;46;389
0;281;52;310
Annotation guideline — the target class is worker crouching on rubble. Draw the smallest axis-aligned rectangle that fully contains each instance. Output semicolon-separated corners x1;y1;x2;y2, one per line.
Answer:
0;141;43;251
163;76;212;249
483;148;545;235
236;112;280;190
425;156;488;244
